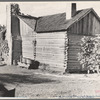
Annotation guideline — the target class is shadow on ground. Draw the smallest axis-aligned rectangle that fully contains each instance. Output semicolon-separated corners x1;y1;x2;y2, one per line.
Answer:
0;73;59;85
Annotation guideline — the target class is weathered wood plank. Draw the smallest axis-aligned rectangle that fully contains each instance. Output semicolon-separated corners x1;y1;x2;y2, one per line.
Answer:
20;19;35;36
37;39;65;45
90;12;93;35
22;37;35;41
37;32;66;39
37;58;64;64
38;59;64;66
36;47;64;54
36;52;64;58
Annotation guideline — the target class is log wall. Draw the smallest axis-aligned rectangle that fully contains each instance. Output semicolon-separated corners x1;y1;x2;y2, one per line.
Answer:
67;33;89;72
36;31;67;71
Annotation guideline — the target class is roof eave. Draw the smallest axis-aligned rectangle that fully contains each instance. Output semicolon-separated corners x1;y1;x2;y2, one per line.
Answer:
36;29;67;33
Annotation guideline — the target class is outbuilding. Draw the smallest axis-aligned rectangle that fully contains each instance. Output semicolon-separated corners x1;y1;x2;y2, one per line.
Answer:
6;3;100;73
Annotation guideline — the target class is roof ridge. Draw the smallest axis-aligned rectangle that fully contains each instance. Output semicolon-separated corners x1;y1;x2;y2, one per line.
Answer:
18;14;37;19
38;12;66;18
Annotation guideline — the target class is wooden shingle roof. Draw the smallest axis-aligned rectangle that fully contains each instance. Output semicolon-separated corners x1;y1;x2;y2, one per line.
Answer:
36;8;100;32
17;8;100;33
36;13;67;33
18;15;37;30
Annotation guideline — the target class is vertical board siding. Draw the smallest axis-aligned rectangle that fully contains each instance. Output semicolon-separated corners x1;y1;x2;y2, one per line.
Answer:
92;13;100;35
20;19;36;60
68;12;100;35
36;32;67;68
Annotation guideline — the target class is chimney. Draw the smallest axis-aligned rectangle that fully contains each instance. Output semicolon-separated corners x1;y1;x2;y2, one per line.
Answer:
71;3;76;17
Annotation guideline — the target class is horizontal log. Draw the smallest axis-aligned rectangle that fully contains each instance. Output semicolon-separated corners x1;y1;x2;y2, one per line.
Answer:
22;51;34;55
67;62;80;65
37;39;65;45
36;52;64;56
22;47;65;54
68;51;79;54
22;43;65;48
67;66;81;69
67;60;80;63
36;36;67;39
22;46;33;50
21;34;36;37
67;68;81;71
37;59;64;67
68;52;79;55
68;34;84;38
22;37;36;41
67;64;81;68
68;38;82;41
68;45;80;48
36;45;65;49
67;64;80;67
67;65;81;68
37;32;66;39
68;54;79;57
36;58;64;64
22;55;34;59
36;47;64;54
67;57;78;60
36;54;64;61
22;53;34;58
67;58;79;61
68;43;81;46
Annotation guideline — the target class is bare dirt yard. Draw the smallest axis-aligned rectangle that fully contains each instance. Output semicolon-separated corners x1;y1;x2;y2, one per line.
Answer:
0;65;100;99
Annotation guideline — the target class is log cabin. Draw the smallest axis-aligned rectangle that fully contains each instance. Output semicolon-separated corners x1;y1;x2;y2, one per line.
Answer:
6;3;100;73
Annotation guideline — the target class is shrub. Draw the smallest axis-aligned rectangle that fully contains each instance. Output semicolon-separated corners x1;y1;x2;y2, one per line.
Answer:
0;40;9;63
78;35;100;73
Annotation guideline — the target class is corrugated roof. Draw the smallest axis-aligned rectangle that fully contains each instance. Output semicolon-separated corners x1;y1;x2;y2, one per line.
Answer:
36;13;67;32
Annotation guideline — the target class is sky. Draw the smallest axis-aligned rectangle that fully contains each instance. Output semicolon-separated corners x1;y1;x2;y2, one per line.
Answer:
0;1;100;26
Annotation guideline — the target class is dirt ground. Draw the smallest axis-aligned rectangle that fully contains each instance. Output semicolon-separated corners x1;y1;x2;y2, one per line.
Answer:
0;65;100;99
